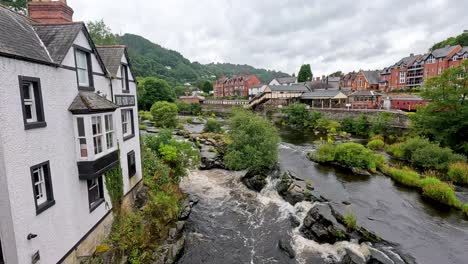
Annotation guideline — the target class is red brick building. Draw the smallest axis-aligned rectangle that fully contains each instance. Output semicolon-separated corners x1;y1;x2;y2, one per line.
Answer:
423;45;462;79
448;47;468;68
213;75;261;98
340;71;357;89
352;70;380;90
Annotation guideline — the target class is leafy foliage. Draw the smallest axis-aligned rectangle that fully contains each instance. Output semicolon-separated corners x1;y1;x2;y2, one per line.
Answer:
138;77;176;110
447;162;468;185
344;212;357;230
224;109;280;170
297;64;313;82
0;0;27;12
150;101;178;128
105;162;124;213
282;103;321;129
430;32;468;51
411;60;468;155
204;118;222;133
87;19;119;46
367;139;385;150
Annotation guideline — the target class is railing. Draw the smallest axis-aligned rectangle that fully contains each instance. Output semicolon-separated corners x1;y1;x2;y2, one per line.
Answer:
203;99;249;105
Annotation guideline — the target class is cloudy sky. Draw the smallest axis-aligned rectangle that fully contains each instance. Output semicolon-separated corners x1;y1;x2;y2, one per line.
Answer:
70;0;467;76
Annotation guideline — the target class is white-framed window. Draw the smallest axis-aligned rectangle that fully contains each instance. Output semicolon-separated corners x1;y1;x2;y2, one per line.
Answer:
399;72;406;84
121;109;134;139
121;64;129;92
30;161;54;214
464;54;468;59
427;56;435;63
87;176;104;212
75;49;92;87
92;116;103;155
453;55;458;61
105;114;114;149
19;76;46;129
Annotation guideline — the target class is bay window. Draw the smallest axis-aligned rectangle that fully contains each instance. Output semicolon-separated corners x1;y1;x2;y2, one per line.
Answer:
74;113;117;161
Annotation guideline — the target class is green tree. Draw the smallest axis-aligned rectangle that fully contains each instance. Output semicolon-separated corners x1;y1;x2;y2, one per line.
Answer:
329;71;344;77
431;31;468;51
174;85;188;97
0;0;27;12
282;103;321;129
150;101;178;128
297;64;313;82
200;80;213;93
412;60;468;154
86;19;119;46
138;77;176;110
224;109;280;170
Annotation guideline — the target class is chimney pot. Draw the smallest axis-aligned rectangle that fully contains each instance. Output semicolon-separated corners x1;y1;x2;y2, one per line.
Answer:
28;0;74;24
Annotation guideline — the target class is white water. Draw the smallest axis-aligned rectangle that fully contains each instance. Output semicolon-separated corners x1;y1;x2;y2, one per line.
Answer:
180;169;378;263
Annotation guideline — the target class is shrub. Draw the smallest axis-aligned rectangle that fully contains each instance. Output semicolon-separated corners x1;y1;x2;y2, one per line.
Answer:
139;125;148;130
410;144;466;171
367;139;385;150
224;109;280;170
334;142;379;170
189;103;202;115
448;162;468;185
421;182;461;208
418;177;442;189
139;110;152;121
185;117;193;124
150;101;178;128
312;144;336;162
204;118;222;133
400;137;431;161
343;212;357;230
282;103;321;129
463;204;468;216
385;143;404;159
105;162;124;213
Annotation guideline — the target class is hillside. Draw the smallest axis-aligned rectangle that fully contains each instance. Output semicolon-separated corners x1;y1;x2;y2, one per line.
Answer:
430;31;468;51
120;34;290;85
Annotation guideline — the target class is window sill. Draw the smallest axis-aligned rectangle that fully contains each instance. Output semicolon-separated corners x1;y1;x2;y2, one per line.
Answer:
78;86;95;91
123;134;135;141
89;198;105;213
36;200;55;215
25;121;47;130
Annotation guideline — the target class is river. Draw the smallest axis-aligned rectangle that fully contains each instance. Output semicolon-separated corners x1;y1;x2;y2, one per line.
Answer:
176;124;468;264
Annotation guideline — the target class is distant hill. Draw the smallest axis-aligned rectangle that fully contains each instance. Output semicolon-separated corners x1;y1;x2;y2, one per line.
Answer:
119;34;290;85
430;31;468;51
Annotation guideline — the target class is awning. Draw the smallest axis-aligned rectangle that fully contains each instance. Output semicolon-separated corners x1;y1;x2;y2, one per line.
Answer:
68;91;119;114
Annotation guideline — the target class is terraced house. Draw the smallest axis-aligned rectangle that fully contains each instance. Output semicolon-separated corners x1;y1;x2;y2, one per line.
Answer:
0;1;142;263
213;74;261;98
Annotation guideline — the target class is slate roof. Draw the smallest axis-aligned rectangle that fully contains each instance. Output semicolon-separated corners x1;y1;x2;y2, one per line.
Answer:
327;77;341;82
68;91;119;114
0;5;53;64
304;81;333;90
301;90;347;99
96;46;126;75
431;45;458;58
362;70;380;85
451;46;468;58
267;84;309;92
274;77;297;84
349;90;382;97
33;23;83;64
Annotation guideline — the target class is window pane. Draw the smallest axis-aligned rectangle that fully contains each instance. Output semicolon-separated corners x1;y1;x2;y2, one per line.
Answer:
23;83;31;99
25;105;33;120
78;69;89;86
76;51;88;69
77;117;85;137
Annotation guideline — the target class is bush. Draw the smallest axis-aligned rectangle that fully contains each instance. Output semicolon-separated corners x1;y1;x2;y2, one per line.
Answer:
463;204;468;216
312;144;336;162
400;137;431;161
204;118;222;133
224;109;280;170
448;162;468;185
385;143;404;159
343;212;357;230
139;125;148;130
185;117;193;124
421;181;461;208
139;110;152;121
367;139;385;150
150;101;178;128
334;142;380;170
410;144;466;171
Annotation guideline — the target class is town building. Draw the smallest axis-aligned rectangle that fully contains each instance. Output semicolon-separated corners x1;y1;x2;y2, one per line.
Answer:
323;76;340;89
348;90;383;109
269;76;297;85
178;95;205;104
340;72;357;89
300;90;348;108
448;46;468;68
248;84;268;99
213;74;261;98
352;70;380;90
0;1;142;263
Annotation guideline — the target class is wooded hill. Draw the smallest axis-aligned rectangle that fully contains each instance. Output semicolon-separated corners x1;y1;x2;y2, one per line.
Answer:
120;34;290;85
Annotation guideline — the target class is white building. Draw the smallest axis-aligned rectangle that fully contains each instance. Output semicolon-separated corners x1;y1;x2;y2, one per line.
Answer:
269;76;297;86
248;84;268;99
0;1;142;263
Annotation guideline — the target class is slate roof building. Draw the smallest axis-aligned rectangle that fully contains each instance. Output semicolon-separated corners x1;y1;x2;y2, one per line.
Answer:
213;74;262;98
352;70;380;90
300;90;348;108
269;76;297;85
0;1;142;263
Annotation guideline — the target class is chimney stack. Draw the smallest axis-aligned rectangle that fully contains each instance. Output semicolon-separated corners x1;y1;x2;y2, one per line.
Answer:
410;53;414;57
28;0;74;24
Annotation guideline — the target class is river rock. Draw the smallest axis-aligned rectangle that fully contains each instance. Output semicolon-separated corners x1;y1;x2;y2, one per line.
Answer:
241;167;272;192
179;200;192;220
278;238;296;258
166;235;186;264
368;247;395;264
276;172;325;205
381;248;405;264
342;248;367;264
134;185;149;209
289;214;301;228
300;203;349;244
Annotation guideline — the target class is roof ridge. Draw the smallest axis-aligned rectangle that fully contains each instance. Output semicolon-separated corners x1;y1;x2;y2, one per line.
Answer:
96;45;127;48
33;21;84;26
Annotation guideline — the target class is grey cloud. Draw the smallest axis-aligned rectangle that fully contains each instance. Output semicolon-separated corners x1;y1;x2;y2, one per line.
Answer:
69;0;468;76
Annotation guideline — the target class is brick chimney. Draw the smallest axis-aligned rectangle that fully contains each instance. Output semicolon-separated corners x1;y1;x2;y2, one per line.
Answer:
28;0;74;24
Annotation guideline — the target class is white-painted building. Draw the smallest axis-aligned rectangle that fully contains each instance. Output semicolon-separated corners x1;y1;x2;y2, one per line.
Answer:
248;84;268;99
269;76;297;86
0;1;142;263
